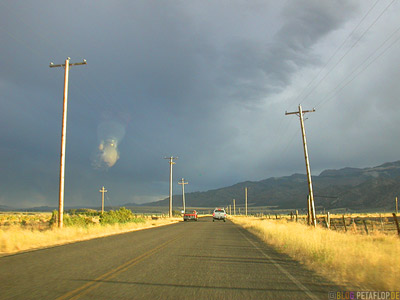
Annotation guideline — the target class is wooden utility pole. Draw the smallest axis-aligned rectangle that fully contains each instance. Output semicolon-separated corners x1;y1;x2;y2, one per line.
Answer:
99;186;107;214
50;57;87;228
178;178;188;213
164;156;178;218
245;187;248;216
286;105;316;227
396;197;398;214
229;205;231;215
233;199;236;215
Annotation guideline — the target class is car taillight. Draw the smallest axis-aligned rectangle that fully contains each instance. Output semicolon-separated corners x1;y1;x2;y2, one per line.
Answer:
213;213;215;216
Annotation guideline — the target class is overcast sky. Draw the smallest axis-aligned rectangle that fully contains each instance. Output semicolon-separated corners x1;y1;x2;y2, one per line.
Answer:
1;0;400;208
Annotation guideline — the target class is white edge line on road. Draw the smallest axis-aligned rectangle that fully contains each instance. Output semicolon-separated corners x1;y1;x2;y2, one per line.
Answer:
238;228;320;300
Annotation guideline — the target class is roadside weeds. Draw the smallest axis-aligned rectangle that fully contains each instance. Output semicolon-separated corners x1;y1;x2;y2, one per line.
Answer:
230;216;400;291
0;218;181;256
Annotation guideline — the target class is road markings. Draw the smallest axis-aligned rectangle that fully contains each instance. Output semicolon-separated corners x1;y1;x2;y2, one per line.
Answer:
56;237;180;300
237;228;320;300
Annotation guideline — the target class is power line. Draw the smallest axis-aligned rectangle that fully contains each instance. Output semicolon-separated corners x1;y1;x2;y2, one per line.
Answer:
0;2;127;118
274;1;388;166
298;0;396;107
291;0;381;107
316;25;400;109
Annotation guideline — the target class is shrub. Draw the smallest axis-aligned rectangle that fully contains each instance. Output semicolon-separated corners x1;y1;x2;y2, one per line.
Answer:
172;210;182;217
100;207;145;225
63;214;93;227
49;210;58;227
66;208;100;216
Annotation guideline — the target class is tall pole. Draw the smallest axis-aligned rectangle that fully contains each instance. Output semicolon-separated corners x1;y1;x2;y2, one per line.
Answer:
99;186;107;214
178;178;188;213
286;105;316;227
164;156;178;218
307;195;311;226
245;187;248;216
233;199;236;216
396;197;398;214
50;57;87;228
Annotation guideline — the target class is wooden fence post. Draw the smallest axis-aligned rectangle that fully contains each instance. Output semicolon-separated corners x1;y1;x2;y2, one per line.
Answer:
362;220;369;235
352;220;357;233
342;215;347;232
295;210;298;222
393;213;400;236
326;212;330;229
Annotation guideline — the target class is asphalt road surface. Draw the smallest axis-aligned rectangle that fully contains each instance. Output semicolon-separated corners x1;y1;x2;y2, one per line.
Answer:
0;217;341;299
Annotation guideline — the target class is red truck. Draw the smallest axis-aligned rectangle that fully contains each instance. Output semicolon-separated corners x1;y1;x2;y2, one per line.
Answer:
183;210;198;221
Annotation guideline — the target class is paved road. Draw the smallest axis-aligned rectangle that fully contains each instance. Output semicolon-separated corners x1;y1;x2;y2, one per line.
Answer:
0;217;340;299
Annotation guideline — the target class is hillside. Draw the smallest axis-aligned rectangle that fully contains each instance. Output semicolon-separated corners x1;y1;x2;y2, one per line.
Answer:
146;161;400;210
0;205;16;212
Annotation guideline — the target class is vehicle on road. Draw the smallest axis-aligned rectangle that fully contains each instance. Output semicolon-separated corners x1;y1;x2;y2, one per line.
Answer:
213;208;226;222
183;210;198;221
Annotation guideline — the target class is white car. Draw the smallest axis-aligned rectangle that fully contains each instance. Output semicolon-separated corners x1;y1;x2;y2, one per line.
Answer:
212;208;227;222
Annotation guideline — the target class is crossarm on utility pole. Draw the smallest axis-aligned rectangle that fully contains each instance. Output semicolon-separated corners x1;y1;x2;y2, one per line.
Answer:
285;108;315;115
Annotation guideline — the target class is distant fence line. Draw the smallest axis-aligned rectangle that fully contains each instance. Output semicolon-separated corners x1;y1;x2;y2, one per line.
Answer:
248;211;400;236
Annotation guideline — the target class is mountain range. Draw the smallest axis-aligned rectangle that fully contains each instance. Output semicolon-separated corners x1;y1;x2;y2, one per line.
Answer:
2;161;400;212
141;161;400;211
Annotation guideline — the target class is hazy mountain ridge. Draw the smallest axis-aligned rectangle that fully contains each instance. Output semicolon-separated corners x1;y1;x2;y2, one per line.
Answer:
3;161;400;212
0;205;16;212
147;161;400;210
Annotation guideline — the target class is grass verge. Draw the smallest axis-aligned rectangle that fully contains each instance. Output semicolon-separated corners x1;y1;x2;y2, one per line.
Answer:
231;216;400;290
0;217;180;256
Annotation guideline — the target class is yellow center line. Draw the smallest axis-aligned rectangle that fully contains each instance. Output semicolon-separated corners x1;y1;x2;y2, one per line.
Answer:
57;236;180;300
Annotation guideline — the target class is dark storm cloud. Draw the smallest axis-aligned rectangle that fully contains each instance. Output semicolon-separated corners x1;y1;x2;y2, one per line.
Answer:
1;0;399;208
218;0;358;104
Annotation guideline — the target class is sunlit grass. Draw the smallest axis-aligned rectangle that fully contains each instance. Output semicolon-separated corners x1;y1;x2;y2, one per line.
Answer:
231;216;400;290
0;216;180;255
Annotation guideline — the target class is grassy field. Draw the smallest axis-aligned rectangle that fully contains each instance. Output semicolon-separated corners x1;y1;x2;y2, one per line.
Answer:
253;212;400;235
0;211;180;255
231;215;400;290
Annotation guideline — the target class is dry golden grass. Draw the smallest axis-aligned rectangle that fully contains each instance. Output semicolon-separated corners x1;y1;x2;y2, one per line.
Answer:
231;216;400;290
0;217;180;255
0;212;51;227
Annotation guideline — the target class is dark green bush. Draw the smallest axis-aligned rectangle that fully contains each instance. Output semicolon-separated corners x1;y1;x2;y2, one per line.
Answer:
66;208;100;216
100;207;145;225
49;210;58;227
172;210;182;217
63;214;94;227
48;207;145;227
